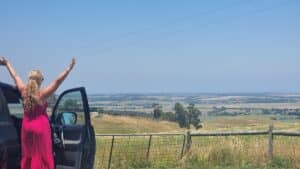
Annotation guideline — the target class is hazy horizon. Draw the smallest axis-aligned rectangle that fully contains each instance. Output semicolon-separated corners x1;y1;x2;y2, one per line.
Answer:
87;92;300;95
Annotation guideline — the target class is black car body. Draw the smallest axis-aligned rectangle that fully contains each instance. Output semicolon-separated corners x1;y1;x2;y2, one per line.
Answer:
0;82;95;169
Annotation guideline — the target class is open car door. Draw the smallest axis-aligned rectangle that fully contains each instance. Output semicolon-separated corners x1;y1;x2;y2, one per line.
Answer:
51;87;95;169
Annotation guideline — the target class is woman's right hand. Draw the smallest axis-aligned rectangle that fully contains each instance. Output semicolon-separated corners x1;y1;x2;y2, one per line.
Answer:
41;58;76;99
0;57;8;66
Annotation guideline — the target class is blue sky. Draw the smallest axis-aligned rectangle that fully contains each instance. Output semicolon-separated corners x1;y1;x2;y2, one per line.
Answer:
0;0;299;93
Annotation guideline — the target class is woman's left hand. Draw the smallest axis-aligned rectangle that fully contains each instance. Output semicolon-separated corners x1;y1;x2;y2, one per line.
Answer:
69;58;76;70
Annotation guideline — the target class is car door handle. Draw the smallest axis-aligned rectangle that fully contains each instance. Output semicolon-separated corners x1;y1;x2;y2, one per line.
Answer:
59;126;82;146
63;135;82;145
0;122;11;127
59;126;65;149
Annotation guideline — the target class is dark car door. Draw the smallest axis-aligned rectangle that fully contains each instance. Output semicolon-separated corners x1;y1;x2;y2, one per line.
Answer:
0;85;21;169
51;87;95;169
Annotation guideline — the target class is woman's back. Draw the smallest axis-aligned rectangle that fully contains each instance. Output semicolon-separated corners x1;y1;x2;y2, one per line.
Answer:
21;89;54;169
21;90;48;118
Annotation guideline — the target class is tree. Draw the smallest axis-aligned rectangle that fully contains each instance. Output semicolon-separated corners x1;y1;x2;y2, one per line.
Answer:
161;111;177;122
262;109;271;115
153;104;162;119
187;104;202;129
175;103;188;128
47;94;57;109
63;99;80;111
97;107;105;114
175;103;202;130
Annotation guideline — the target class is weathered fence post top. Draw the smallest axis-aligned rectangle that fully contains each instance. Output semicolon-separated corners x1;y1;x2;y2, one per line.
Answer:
268;124;274;161
185;130;192;154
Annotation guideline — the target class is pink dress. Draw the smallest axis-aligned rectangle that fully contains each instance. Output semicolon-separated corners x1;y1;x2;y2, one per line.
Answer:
21;92;54;169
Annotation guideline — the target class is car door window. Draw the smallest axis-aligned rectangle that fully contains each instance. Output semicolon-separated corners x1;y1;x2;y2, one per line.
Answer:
7;101;24;118
54;90;85;125
0;87;24;118
0;90;10;122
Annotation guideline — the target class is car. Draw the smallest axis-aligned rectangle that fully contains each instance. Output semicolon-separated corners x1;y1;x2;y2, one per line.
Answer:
0;82;96;169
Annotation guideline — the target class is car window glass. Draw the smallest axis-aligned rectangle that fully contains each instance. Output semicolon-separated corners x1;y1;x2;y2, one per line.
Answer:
7;101;24;118
55;91;85;125
0;93;10;122
0;87;24;119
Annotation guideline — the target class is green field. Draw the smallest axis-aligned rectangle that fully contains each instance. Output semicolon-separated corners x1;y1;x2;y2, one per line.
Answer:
92;115;300;169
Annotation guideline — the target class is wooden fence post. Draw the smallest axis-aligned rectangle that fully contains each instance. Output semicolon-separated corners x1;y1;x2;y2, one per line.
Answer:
268;124;274;160
185;130;192;154
180;134;186;159
108;136;115;169
147;135;152;159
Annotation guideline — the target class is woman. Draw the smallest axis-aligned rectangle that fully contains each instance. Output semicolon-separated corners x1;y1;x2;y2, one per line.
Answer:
0;57;75;169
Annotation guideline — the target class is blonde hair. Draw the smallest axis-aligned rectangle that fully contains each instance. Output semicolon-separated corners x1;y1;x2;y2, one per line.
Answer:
24;70;44;110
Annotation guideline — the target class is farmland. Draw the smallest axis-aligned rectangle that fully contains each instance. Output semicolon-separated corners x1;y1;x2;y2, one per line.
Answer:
92;115;300;169
88;93;300;118
89;93;300;169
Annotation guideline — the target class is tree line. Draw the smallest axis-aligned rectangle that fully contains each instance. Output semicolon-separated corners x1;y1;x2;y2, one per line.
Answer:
152;103;202;130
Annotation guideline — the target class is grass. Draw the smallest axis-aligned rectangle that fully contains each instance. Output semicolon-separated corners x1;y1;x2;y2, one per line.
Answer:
92;114;185;133
92;115;300;169
94;135;185;169
188;135;300;169
92;114;300;133
203;115;300;131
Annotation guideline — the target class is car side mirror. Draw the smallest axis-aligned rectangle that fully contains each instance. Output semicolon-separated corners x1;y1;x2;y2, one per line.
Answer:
60;112;77;125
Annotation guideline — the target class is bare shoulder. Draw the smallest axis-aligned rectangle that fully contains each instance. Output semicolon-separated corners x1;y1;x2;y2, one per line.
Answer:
18;85;26;97
39;87;51;100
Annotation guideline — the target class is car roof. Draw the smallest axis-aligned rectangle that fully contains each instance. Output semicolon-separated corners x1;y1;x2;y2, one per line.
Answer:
0;82;21;103
0;82;17;89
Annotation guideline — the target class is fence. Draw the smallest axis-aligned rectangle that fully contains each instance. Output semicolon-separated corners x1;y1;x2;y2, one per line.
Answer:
94;133;185;169
94;126;300;169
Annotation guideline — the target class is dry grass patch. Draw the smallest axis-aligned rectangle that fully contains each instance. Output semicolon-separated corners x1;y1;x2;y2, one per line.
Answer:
92;114;184;133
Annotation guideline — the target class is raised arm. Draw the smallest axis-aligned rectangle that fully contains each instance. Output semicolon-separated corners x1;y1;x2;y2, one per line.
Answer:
0;57;25;91
41;58;76;99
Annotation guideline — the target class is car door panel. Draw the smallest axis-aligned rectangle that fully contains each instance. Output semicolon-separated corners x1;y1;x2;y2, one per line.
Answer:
0;122;20;168
0;86;21;169
52;125;85;168
51;87;95;169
